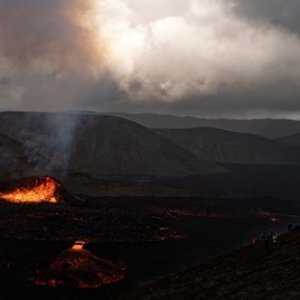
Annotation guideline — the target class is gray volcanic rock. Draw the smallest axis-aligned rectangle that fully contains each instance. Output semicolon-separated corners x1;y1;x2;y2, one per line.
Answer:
0;112;223;178
155;127;300;165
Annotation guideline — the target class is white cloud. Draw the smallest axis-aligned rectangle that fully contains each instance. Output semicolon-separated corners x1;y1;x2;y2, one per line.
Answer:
98;0;300;103
0;0;300;115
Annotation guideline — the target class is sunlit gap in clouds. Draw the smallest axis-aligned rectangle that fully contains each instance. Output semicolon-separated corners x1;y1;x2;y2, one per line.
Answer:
94;0;300;105
95;0;147;75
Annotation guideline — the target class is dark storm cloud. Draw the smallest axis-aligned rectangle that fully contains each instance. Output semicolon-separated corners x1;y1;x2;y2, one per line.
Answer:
0;0;300;118
93;0;300;118
232;0;300;35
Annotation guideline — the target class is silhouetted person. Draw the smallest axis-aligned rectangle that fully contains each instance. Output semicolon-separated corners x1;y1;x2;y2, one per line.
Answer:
264;232;277;254
261;231;268;241
272;232;278;245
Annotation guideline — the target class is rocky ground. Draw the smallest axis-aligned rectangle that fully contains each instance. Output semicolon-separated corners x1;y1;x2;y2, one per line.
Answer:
0;196;299;299
125;228;300;300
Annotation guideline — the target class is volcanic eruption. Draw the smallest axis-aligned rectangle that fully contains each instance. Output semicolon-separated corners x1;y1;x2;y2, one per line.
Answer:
0;176;62;204
33;243;127;289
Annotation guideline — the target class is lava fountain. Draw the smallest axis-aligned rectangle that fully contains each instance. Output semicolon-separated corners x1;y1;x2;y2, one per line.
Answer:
72;241;86;251
0;176;61;204
34;243;127;289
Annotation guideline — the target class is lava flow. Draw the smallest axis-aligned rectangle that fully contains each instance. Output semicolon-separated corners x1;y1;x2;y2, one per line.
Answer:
0;177;61;204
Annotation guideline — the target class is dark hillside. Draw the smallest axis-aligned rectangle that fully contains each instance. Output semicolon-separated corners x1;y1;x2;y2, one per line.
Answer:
0;132;34;179
277;133;300;149
113;113;300;138
0;112;223;178
155;127;300;165
126;229;300;300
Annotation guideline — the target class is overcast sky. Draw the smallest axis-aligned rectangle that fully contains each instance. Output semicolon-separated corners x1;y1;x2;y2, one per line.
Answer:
0;0;300;118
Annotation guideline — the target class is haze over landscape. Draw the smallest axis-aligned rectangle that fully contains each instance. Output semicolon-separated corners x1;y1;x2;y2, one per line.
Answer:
0;1;300;299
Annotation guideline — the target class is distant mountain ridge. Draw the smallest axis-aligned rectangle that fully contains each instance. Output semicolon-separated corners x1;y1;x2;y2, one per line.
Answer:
2;110;300;192
66;115;223;176
111;113;300;138
0;112;223;179
155;127;300;165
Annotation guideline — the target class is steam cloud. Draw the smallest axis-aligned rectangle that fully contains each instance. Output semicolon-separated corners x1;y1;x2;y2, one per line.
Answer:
0;0;110;111
1;0;300;117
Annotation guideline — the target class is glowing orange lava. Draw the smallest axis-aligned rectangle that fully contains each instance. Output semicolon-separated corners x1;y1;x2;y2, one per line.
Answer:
0;177;60;203
72;241;86;251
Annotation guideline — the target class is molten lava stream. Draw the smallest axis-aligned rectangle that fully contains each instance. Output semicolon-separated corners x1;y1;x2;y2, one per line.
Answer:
0;177;59;204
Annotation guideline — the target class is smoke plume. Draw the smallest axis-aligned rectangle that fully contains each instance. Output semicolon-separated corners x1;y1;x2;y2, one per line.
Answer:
0;0;110;111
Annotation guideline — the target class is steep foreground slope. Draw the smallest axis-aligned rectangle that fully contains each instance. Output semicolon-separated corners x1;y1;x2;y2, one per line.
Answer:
155;127;300;165
126;229;300;300
0;112;222;177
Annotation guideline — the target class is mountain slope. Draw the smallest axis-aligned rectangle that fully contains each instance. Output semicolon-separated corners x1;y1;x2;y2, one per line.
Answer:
112;113;300;138
67;116;224;176
0;112;223;177
155;127;300;165
277;133;300;148
0;132;34;179
126;229;300;300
